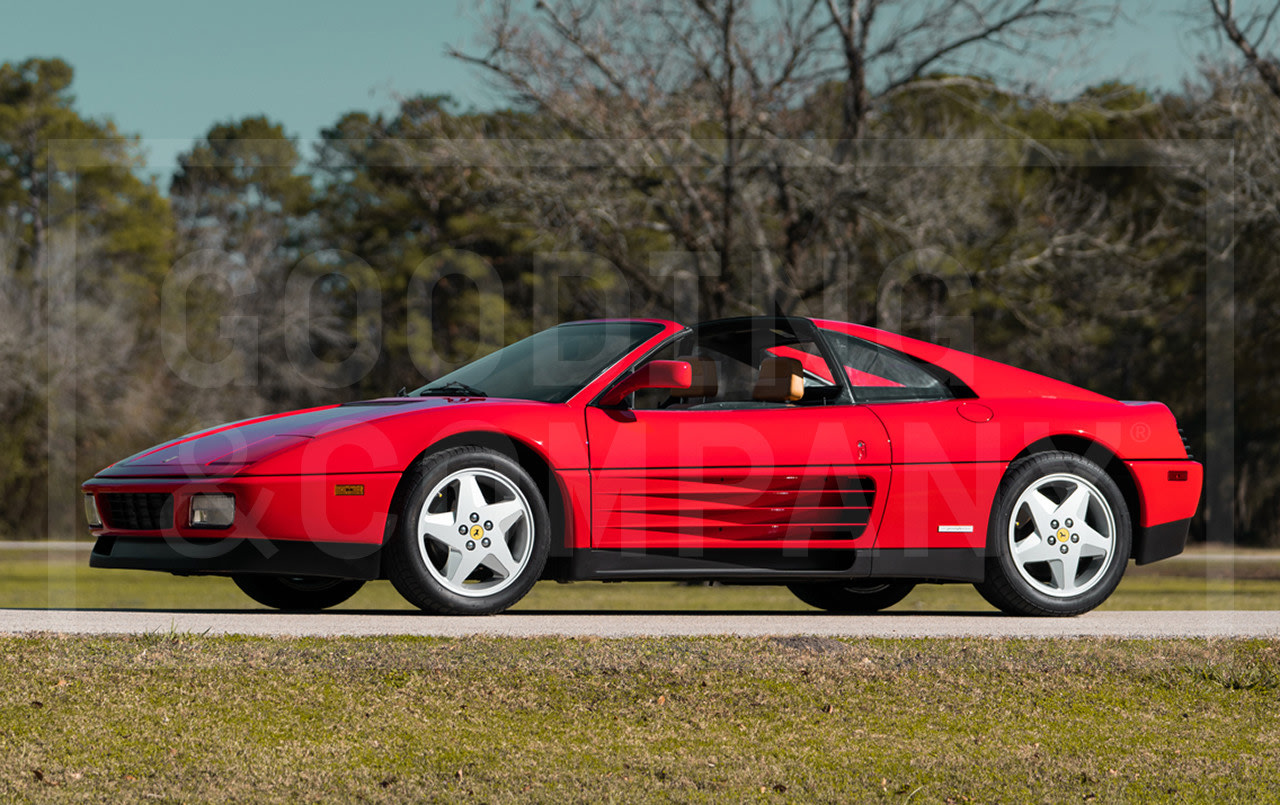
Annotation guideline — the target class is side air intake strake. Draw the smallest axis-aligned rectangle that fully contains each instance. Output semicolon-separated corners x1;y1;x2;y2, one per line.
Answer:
595;473;877;544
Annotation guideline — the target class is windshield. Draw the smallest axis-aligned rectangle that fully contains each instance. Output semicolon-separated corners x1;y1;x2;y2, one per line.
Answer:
412;321;665;403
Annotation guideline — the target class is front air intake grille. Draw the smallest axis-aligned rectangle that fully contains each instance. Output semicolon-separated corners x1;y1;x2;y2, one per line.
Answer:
102;493;174;531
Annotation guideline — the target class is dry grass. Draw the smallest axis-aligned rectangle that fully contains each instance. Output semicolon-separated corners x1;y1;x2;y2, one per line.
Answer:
1;635;1278;802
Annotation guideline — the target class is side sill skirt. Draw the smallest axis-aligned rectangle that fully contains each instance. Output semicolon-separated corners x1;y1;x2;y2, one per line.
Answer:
566;547;986;583
89;537;987;585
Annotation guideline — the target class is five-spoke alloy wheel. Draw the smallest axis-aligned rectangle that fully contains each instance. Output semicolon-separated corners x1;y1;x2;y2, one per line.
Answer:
388;446;550;614
976;451;1131;616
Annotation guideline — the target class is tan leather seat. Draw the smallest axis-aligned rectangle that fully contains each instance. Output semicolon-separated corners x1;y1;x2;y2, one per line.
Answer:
668;357;719;401
753;356;804;403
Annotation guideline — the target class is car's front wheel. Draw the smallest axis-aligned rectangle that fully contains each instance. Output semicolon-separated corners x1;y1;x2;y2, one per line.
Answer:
387;446;551;615
232;575;365;611
787;580;916;612
975;451;1131;616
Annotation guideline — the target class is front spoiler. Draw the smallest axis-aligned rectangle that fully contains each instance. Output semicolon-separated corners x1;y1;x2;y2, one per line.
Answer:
89;536;382;580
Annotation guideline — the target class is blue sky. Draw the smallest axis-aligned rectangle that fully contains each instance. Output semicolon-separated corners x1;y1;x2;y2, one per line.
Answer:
1;0;1214;183
1;0;487;180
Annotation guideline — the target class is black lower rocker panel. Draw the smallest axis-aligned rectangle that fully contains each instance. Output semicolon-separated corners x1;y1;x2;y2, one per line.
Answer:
567;547;986;583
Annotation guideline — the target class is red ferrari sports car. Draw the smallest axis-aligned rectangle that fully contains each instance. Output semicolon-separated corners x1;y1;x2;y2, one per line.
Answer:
83;316;1201;616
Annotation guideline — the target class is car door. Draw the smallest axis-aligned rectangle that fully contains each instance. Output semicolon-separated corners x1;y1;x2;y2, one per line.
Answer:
585;319;891;551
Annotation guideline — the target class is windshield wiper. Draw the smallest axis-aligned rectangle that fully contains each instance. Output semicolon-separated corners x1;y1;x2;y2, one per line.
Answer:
418;381;488;398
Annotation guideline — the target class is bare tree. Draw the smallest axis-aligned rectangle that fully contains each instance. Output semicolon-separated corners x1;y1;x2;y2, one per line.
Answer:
1208;0;1280;99
447;0;1124;320
0;223;170;537
824;0;1121;141
1163;67;1280;543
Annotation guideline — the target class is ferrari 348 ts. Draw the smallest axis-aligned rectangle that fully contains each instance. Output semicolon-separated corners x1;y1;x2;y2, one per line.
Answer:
83;316;1202;616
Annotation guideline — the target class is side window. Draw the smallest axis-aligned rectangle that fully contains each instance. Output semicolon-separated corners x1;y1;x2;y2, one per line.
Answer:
821;329;954;403
628;326;845;410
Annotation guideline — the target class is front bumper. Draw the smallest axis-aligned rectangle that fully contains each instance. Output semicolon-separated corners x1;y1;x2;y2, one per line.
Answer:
81;473;400;545
82;472;400;579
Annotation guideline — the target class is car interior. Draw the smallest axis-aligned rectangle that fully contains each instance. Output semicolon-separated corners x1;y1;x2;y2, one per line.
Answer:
630;318;847;411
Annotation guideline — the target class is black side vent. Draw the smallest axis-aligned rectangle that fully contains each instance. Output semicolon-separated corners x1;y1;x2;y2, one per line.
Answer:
1179;428;1194;460
103;493;174;531
840;476;876;511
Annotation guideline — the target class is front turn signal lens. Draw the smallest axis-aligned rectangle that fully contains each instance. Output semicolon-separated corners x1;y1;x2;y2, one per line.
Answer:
83;494;102;528
189;493;235;528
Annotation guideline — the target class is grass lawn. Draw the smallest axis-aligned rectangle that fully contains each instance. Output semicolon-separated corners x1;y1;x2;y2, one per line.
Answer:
1;634;1278;802
1;543;1278;612
3;545;1277;801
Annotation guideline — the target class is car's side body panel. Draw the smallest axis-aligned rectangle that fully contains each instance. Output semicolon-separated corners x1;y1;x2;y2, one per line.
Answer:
555;469;595;550
872;462;1008;551
585;405;891;549
1127;460;1203;528
861;400;1004;550
862;397;1198;550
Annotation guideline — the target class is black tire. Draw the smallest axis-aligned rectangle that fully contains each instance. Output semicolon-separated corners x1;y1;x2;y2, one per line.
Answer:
975;451;1131;617
386;446;551;615
232;575;365;611
787;580;916;613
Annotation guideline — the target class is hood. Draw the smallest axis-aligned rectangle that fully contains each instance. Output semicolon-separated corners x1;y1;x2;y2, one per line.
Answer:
97;396;496;478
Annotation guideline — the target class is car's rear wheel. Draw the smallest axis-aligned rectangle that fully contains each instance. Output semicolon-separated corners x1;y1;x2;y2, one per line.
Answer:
787;580;916;612
232;575;365;611
387;446;550;615
975;451;1131;616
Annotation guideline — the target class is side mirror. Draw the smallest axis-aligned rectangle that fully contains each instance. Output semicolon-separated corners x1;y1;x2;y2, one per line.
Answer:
597;360;692;407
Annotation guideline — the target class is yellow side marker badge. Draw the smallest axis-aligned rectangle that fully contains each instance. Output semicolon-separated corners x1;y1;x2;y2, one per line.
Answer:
334;484;365;496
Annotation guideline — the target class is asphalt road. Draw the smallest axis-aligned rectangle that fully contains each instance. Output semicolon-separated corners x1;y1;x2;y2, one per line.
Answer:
1;609;1278;638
